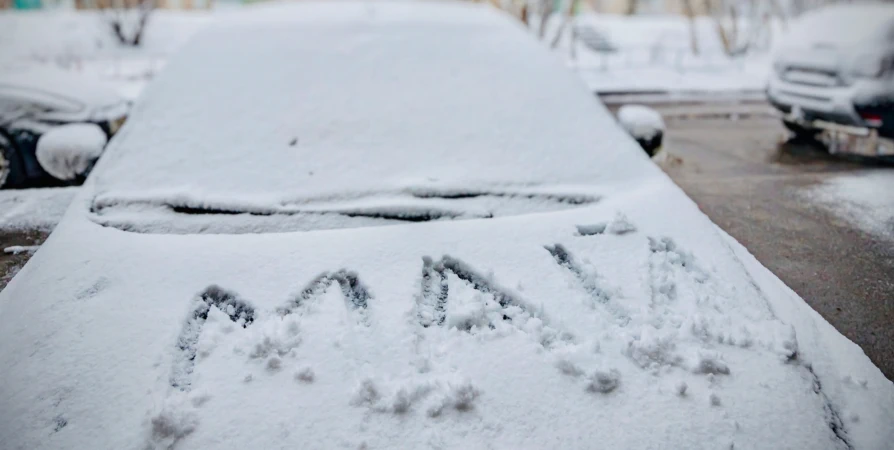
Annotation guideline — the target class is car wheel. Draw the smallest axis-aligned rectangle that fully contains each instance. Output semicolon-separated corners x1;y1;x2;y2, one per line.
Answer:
0;130;26;189
782;119;818;140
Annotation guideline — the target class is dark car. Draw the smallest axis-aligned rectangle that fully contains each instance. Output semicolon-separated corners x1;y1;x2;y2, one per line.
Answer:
0;66;128;188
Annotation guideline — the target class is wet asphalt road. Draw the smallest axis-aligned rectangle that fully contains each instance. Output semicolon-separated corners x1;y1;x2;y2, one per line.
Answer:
638;104;894;380
0;229;47;291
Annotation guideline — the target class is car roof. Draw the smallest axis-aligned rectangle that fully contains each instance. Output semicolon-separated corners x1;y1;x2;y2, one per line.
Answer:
92;1;648;205
787;2;894;46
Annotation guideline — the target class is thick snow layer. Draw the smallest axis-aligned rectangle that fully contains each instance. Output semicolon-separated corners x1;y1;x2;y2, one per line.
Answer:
0;3;891;450
91;2;653;201
617;104;665;140
0;187;77;231
36;123;108;181
805;171;894;240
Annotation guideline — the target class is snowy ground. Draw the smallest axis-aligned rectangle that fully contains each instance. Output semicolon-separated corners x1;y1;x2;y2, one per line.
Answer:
805;170;894;241
550;13;771;94
0;8;212;99
0;187;78;231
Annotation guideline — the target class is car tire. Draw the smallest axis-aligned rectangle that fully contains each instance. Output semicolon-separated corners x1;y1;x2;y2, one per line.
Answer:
782;119;818;140
0;130;26;189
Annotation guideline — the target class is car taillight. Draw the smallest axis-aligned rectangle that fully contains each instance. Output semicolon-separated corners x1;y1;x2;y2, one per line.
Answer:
860;112;883;128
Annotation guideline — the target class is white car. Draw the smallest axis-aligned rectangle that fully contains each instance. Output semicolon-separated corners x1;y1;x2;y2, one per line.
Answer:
767;3;894;155
0;67;128;188
1;2;892;449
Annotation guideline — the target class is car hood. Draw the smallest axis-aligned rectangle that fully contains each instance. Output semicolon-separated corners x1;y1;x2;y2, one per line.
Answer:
2;177;893;449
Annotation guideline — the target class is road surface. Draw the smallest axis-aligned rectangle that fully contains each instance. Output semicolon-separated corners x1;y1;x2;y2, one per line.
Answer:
639;103;894;380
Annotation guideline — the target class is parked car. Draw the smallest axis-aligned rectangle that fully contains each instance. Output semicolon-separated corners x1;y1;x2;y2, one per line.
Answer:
767;3;894;156
0;67;128;188
1;2;892;449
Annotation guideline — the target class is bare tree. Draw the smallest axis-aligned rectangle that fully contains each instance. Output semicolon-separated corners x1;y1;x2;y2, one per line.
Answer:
101;0;156;47
537;0;554;39
681;0;700;55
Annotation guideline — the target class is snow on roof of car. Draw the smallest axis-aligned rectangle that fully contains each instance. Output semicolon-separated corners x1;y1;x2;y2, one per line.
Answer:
1;2;893;450
785;3;894;47
92;1;651;206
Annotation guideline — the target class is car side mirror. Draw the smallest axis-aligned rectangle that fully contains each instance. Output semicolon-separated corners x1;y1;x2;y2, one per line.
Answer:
36;123;108;181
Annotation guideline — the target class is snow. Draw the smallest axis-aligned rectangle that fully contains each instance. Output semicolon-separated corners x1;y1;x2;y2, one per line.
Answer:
3;245;40;255
0;66;128;123
0;186;78;231
35;123;108;181
785;4;894;48
617;104;665;140
0;2;892;450
89;1;654;203
0;9;212;100
562;13;771;94
805;171;894;240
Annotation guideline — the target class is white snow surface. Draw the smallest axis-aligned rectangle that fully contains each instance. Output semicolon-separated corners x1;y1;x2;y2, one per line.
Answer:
0;66;128;122
805;170;894;240
0;9;212;100
617;104;665;140
0;187;78;231
36;123;108;181
567;13;771;94
785;4;894;47
0;3;892;450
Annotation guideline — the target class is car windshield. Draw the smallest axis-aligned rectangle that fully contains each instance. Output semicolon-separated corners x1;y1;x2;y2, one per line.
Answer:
89;3;649;233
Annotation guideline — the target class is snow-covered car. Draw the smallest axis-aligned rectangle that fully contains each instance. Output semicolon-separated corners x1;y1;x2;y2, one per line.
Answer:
767;3;894;155
0;67;128;188
2;2;892;449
